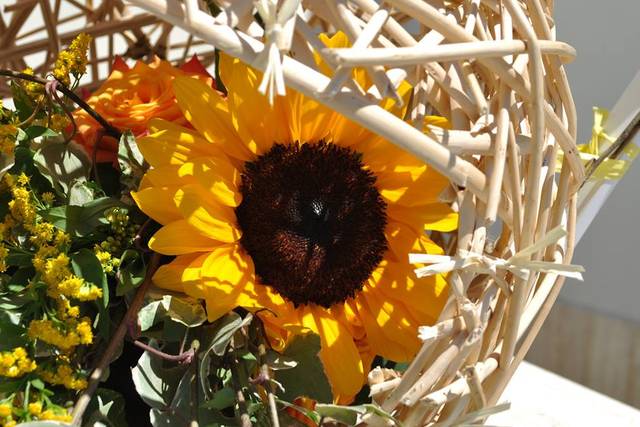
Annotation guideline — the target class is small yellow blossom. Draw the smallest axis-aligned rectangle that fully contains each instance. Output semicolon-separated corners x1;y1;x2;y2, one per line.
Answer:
21;67;43;99
54;230;70;247
0;347;37;378
0;404;11;417
29;222;55;246
49;114;71;133
0;124;16;156
41;192;55;205
17;173;29;186
39;408;72;422
39;362;88;391
28;402;42;416
4;420;16;427
52;33;91;86
28;317;93;350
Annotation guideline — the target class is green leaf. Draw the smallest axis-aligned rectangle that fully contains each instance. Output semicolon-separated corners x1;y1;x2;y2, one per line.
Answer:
277;334;332;403
118;130;146;189
198;313;252;398
10;81;35;122
33;139;91;195
25;126;59;140
264;351;298;371
71;248;109;338
138;295;206;332
200;387;235;410
131;341;186;409
116;249;146;296
40;197;123;237
82;388;128;427
68;180;95;206
6;248;32;267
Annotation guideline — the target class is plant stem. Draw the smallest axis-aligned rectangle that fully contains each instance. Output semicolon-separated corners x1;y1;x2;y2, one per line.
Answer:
71;252;161;426
0;69;121;140
230;351;252;427
132;339;195;364
258;343;280;427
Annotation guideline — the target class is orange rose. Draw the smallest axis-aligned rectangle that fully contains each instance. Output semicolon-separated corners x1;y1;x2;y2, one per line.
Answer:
73;56;213;162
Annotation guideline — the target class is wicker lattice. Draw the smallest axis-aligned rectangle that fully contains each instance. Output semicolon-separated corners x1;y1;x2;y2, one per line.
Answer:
0;0;217;97
1;0;584;425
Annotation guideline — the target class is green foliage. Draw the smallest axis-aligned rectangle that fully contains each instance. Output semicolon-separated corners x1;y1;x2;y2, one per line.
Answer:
40;197;124;237
276;334;332;403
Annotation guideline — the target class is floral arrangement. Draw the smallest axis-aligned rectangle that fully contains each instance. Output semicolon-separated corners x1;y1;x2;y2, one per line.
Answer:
0;32;457;427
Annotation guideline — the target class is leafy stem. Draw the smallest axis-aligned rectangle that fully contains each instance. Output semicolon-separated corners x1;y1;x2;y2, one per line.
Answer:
0;69;121;140
70;252;161;426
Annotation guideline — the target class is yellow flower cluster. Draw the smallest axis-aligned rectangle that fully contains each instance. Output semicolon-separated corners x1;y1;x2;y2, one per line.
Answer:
38;409;72;423
38;361;88;390
52;33;91;86
20;67;43;100
0;124;16;157
0;401;15;427
28;317;93;351
0;400;71;425
0;404;11;417
49;114;71;133
94;246;120;274
0;347;37;378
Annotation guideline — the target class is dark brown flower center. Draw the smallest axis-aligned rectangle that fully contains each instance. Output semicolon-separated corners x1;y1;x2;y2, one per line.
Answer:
235;141;387;307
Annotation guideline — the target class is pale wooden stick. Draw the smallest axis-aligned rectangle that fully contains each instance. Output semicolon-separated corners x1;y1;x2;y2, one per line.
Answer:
325;39;576;67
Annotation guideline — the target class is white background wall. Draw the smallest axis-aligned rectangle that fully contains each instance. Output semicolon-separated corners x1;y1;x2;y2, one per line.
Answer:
554;2;640;322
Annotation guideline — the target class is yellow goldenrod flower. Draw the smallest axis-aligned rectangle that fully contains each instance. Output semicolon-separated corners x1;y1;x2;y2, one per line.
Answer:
75;318;93;344
133;33;458;401
0;124;16;157
38;362;88;391
39;409;72;422
53;230;70;248
21;67;43;99
17;173;29;186
49;114;71;133
0;403;11;417
29;222;55;247
57;298;80;319
52;33;91;86
28;317;92;350
28;402;42;416
41;192;55;205
0;347;37;378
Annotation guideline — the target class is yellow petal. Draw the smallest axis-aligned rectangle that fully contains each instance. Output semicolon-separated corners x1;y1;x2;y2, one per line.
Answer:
149;219;221;255
196;245;289;320
369;261;448;321
356;287;419;361
384;220;421;263
219;54;291;154
137;119;224;167
172;76;252;161
152;253;204;293
190;157;242;207
302;308;365;399
175;184;241;243
131;186;182;225
387;203;459;232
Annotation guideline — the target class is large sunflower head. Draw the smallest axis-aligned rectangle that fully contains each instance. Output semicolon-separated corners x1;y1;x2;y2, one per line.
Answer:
132;33;457;402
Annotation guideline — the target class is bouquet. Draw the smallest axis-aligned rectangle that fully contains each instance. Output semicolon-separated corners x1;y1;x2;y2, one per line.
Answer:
0;32;457;426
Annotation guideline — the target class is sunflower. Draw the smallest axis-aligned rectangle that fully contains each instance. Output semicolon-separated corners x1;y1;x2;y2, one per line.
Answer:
132;33;457;402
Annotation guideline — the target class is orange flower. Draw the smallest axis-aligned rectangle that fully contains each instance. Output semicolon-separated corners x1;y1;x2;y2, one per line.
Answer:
72;56;213;162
